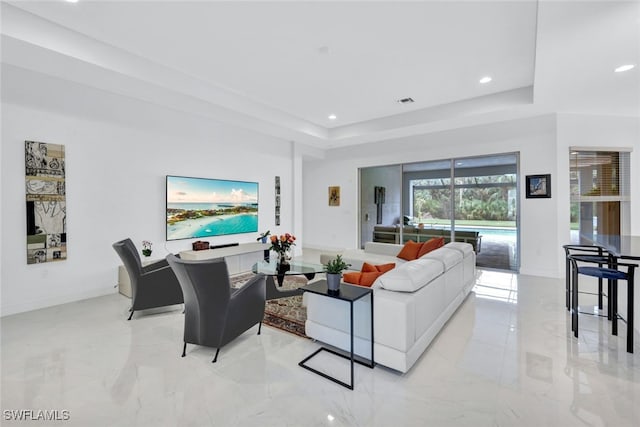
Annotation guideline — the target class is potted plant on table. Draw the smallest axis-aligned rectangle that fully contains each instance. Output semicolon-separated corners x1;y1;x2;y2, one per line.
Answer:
257;230;271;244
324;255;351;293
141;240;152;257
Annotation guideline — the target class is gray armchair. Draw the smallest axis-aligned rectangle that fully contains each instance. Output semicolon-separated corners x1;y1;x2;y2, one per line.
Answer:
166;254;266;363
112;238;184;320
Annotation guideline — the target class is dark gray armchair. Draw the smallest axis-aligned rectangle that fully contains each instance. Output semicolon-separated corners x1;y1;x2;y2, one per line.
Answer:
166;254;266;363
113;238;184;320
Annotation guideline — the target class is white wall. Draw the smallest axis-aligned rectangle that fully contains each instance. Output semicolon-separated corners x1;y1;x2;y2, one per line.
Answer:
304;115;562;277
556;113;640;234
1;103;294;316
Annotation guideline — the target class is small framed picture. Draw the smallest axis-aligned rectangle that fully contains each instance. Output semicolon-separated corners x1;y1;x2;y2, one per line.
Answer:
328;186;340;206
526;174;551;198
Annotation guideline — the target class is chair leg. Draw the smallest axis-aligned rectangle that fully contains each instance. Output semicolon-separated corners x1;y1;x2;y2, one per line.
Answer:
127;310;134;321
212;348;220;363
181;342;187;357
258;321;262;335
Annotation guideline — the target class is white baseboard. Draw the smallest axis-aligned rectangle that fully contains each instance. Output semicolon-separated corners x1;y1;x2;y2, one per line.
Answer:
1;287;117;317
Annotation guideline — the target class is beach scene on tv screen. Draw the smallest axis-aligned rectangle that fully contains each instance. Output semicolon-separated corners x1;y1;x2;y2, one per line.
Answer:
166;176;258;240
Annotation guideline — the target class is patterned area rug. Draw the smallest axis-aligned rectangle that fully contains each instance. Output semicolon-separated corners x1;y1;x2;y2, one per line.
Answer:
230;273;308;338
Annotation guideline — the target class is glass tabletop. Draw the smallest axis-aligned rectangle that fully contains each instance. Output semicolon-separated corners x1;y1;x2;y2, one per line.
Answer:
252;260;326;276
581;234;640;260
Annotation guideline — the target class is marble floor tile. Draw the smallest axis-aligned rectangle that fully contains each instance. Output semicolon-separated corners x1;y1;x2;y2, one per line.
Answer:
2;259;639;426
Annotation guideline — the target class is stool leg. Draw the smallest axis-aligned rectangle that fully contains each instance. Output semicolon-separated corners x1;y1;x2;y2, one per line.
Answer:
573;268;579;337
597;277;603;310
607;279;613;320
566;258;571;311
627;275;634;353
612;279;618;336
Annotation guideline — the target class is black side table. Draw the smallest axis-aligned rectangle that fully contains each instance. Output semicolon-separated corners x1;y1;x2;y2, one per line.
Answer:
298;280;374;390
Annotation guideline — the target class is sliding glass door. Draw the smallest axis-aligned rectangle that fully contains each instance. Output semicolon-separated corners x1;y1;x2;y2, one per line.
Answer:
403;159;453;244
360;153;520;271
452;155;518;270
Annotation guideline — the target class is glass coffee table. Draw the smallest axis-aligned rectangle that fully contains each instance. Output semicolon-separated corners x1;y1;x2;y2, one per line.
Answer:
252;260;325;300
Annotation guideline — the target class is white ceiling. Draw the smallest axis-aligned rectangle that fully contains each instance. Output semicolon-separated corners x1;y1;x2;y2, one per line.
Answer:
1;1;638;149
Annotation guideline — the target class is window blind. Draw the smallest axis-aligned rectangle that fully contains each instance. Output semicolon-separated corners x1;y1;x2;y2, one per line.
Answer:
570;150;631;203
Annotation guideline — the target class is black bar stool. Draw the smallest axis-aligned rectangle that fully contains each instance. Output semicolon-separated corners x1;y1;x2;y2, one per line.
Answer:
563;245;609;314
569;255;636;353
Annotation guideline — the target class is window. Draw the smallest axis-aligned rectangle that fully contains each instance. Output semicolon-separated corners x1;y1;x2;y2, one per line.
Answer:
569;150;631;242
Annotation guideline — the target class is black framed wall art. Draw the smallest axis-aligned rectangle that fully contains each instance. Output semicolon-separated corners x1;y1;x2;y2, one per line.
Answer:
525;174;551;199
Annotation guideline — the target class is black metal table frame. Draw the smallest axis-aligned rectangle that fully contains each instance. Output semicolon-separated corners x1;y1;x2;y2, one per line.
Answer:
264;273;315;300
298;282;374;390
253;260;324;300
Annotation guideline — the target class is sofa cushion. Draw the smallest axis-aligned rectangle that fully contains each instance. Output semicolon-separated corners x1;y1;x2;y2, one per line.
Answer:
363;242;404;256
397;240;422;261
421;247;463;270
417;237;445;258
377;258;444;292
444;241;474;257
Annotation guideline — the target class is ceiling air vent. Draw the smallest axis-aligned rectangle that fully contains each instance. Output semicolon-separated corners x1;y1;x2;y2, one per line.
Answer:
397;97;414;104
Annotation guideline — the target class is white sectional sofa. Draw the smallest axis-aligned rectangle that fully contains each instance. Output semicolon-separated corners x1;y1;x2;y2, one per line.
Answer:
307;241;476;373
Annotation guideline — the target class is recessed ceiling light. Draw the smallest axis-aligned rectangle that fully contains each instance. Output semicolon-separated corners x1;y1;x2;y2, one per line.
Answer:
614;64;635;73
479;76;492;84
65;0;79;3
328;114;337;120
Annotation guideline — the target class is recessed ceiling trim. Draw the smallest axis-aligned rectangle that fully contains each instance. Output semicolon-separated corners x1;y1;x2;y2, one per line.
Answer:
329;86;534;141
0;2;328;141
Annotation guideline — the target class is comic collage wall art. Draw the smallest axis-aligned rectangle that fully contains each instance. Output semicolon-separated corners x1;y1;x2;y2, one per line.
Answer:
25;141;67;264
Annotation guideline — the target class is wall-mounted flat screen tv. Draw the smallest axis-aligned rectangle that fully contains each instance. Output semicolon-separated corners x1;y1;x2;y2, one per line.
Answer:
166;175;258;241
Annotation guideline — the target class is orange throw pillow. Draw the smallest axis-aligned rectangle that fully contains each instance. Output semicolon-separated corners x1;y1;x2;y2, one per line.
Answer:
359;272;382;287
362;262;396;273
344;263;396;287
418;237;445;258
397;240;422;261
361;262;377;273
343;272;361;285
342;271;382;287
375;263;396;273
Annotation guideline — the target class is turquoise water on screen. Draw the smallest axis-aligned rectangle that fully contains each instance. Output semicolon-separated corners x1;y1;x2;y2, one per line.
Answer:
167;213;258;240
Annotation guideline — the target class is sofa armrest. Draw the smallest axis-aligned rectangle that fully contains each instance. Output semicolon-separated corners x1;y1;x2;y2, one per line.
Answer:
373;289;415;353
363;242;404;256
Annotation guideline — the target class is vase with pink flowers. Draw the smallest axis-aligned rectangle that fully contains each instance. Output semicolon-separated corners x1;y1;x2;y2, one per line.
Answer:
269;233;296;266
